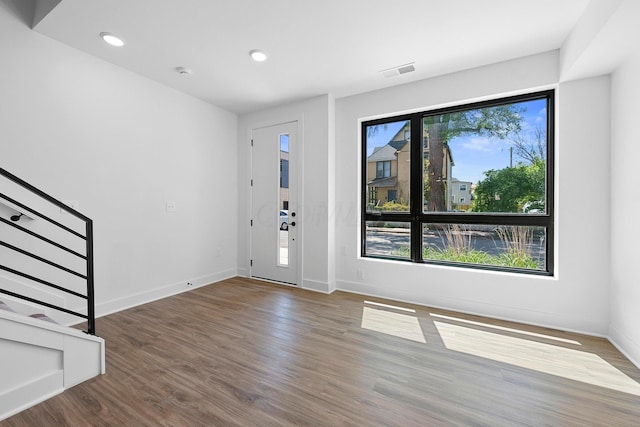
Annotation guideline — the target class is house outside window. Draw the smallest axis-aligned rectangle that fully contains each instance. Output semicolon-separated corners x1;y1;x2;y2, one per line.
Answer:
362;90;554;275
280;158;289;188
365;121;414;211
450;179;473;211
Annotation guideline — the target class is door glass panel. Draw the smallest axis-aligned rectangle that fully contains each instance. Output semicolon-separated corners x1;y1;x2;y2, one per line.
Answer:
278;134;289;266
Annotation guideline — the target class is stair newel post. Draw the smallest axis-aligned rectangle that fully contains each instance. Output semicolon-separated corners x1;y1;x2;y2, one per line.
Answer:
86;219;96;335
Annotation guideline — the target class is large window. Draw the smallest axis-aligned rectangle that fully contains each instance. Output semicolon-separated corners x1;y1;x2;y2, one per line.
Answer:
361;91;554;275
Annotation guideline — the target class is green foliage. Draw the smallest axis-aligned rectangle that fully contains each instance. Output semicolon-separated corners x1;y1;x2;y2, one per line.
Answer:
471;159;545;213
380;201;409;212
423;105;525;141
393;224;541;270
423;105;525;212
423;247;493;264
495;251;539;269
394;246;540;269
394;246;541;270
423;158;431;203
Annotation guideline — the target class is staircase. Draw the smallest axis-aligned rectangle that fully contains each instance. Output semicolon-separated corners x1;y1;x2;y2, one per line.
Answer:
0;167;105;421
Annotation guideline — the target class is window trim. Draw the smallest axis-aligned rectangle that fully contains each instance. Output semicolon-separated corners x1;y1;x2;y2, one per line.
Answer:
361;90;554;276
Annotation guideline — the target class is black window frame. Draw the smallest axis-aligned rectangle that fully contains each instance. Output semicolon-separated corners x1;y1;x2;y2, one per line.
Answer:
361;90;555;276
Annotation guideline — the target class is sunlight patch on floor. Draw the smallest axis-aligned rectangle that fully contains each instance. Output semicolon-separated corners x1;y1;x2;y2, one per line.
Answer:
361;303;425;343
430;313;581;345
433;319;640;396
364;300;416;313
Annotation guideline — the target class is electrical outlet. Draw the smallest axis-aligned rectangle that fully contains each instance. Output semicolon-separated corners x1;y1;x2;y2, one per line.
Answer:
187;282;193;286
357;269;364;280
166;201;177;213
216;247;222;257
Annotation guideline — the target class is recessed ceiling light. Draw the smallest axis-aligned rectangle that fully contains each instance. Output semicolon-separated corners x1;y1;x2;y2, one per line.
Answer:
100;32;125;47
175;66;193;76
249;49;268;62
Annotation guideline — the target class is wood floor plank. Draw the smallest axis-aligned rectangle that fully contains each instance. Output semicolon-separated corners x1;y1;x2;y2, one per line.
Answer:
3;277;640;426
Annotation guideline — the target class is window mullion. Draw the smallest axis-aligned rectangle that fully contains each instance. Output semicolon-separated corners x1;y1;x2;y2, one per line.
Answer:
410;115;423;262
361;121;369;258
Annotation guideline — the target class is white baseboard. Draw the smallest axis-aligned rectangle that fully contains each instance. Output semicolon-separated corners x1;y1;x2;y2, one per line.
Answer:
0;370;63;421
302;279;332;294
336;279;608;339
609;325;640;370
95;268;238;319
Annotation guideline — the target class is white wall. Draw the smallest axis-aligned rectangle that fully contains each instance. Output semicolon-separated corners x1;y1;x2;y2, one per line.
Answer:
559;0;623;81
334;51;612;336
610;50;640;366
0;4;238;318
237;95;335;293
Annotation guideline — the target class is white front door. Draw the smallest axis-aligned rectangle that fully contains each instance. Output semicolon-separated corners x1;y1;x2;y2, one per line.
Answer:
250;121;298;285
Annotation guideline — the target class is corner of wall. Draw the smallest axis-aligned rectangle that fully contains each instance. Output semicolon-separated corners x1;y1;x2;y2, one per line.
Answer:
609;326;640;369
302;279;332;294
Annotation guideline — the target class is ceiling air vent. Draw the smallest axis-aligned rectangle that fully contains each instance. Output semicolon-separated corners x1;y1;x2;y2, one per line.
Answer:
380;63;415;78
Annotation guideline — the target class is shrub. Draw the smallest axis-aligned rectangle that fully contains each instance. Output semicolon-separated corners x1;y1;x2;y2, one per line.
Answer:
380;201;409;212
393;224;541;270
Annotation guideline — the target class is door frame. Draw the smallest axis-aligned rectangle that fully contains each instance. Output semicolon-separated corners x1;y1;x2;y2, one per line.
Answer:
248;117;303;287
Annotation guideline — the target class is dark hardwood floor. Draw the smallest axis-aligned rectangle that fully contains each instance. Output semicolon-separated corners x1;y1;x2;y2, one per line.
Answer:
3;277;640;426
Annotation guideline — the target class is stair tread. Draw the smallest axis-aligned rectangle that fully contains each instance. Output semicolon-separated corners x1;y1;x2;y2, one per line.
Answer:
1;301;59;324
0;300;17;312
29;313;58;324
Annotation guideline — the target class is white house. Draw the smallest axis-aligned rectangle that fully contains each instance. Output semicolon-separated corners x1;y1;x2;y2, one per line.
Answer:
450;178;473;211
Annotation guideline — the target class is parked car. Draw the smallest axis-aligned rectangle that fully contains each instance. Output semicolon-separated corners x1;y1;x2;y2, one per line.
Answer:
279;210;288;230
522;201;545;213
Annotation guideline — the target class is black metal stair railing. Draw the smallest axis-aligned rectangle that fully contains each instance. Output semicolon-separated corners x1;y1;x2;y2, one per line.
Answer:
0;166;95;335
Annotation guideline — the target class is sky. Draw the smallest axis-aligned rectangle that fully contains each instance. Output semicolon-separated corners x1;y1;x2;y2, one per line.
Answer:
366;98;547;184
280;134;289;152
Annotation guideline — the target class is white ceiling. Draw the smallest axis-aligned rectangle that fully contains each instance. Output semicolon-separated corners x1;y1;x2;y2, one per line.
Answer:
34;0;590;114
